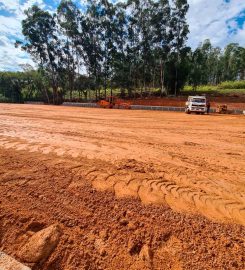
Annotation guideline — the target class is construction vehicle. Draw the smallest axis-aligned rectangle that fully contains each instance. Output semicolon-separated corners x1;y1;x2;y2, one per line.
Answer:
97;96;131;109
216;104;228;114
185;96;207;114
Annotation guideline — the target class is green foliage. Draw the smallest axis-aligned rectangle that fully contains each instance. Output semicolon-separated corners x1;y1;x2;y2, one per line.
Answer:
0;94;10;103
218;81;245;89
188;40;245;88
183;85;218;91
12;0;192;101
16;5;65;104
183;82;245;94
0;0;241;103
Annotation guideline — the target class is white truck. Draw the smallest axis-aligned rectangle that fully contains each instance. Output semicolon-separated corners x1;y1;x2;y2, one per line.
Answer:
185;96;207;114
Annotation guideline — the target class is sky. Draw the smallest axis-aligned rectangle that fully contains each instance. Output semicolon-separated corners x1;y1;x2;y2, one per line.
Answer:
0;0;244;71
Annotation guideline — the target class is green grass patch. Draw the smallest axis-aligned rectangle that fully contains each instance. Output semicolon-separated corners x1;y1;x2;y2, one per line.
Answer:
218;81;245;89
183;82;245;95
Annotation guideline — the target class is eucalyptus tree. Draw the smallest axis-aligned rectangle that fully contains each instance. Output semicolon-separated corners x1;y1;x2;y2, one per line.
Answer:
222;43;245;81
14;0;225;100
110;2;129;95
125;0;141;93
57;0;82;99
151;0;171;95
207;46;222;84
138;0;154;92
169;0;189;95
189;46;204;89
16;5;64;104
82;0;104;99
125;0;155;95
97;0;118;97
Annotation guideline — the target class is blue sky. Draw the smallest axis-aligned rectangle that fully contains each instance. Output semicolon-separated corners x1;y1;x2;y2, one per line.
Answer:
0;0;244;71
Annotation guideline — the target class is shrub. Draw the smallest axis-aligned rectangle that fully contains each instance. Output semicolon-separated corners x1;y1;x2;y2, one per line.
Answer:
183;85;218;91
0;94;10;103
217;81;245;89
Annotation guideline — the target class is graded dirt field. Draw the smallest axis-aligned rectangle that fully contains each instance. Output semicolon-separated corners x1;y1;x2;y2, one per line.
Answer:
0;104;244;270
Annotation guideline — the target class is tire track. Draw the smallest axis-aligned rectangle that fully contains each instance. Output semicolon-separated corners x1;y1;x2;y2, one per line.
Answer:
1;135;244;226
77;163;245;226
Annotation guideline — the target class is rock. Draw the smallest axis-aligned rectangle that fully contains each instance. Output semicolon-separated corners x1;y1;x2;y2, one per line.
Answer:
0;252;31;270
18;224;62;263
94;238;107;256
139;244;152;262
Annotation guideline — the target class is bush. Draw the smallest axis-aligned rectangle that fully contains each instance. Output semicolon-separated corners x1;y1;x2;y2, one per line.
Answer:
184;81;245;93
0;94;10;103
218;81;245;89
183;85;218;91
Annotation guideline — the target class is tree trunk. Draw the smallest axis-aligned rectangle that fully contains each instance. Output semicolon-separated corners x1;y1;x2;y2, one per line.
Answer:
43;88;50;104
52;84;59;105
160;60;165;96
175;64;178;96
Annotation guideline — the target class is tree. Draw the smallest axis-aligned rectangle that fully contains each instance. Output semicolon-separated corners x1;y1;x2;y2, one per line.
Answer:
12;0;244;102
16;5;63;104
151;0;171;95
169;0;189;95
222;43;245;81
57;0;82;99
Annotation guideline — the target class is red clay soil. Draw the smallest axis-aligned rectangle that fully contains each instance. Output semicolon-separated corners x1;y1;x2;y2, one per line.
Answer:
128;96;245;110
0;149;244;270
0;104;244;270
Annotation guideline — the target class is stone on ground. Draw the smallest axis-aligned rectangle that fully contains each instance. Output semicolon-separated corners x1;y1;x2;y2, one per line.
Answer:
0;252;31;270
18;224;62;263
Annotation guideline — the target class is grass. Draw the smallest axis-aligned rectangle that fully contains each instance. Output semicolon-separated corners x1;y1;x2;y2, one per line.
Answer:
182;84;245;95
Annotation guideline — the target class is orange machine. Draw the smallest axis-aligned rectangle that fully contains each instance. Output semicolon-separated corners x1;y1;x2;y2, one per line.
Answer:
97;96;131;109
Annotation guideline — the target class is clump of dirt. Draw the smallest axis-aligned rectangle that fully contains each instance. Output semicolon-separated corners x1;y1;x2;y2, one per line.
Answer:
117;159;155;173
0;148;244;270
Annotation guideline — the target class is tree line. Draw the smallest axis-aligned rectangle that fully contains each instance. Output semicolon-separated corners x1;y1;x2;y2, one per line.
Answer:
0;0;244;104
189;40;245;89
15;0;190;104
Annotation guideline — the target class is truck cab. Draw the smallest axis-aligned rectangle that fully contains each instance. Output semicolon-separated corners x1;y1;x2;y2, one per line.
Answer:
185;96;207;114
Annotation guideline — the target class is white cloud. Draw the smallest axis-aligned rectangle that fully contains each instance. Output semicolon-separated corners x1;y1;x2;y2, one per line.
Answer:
0;34;34;71
0;0;48;70
0;15;23;37
187;0;245;48
0;0;44;13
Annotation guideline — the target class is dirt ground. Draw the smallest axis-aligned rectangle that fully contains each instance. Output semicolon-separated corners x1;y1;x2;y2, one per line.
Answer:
0;104;244;270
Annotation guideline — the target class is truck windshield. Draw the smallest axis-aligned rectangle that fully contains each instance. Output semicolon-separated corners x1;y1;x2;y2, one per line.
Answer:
192;98;206;103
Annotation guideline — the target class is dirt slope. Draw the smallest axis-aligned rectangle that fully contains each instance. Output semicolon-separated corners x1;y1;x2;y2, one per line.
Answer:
129;96;245;110
0;104;244;269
